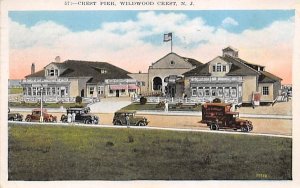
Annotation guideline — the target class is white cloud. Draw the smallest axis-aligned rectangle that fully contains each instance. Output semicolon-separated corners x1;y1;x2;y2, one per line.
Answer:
222;17;239;27
9;11;294;83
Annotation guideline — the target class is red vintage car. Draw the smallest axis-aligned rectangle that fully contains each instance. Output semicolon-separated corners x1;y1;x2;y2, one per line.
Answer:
25;109;57;122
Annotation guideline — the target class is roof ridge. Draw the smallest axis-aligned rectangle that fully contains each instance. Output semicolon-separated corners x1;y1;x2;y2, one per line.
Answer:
223;55;260;75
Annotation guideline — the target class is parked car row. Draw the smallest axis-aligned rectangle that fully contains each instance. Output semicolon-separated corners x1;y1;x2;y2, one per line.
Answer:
7;107;150;127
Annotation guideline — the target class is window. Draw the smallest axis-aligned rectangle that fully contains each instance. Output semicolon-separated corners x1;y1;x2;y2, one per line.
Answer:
55;69;58;76
100;69;107;74
109;90;114;94
121;89;125;93
223;65;226;72
205;87;210;96
224;87;230;97
212;65;216;72
218;88;223;96
230;87;237;97
192;87;197;96
262;86;269;95
33;87;37;95
52;88;56;96
216;63;222;72
170;61;175;66
211;87;216;96
198;87;203;96
49;69;54;76
28;87;32;95
89;87;94;95
98;86;104;95
128;89;136;93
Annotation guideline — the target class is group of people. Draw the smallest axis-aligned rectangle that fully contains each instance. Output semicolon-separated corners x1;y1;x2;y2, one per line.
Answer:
67;112;76;123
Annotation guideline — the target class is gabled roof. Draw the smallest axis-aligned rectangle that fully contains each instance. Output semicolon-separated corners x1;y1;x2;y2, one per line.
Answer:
26;60;132;83
258;71;282;83
220;55;260;76
182;57;203;67
152;52;203;67
183;63;211;76
25;70;45;78
222;46;238;52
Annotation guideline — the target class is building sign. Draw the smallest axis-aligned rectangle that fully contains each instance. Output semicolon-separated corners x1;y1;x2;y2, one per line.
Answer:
190;76;243;83
105;79;136;84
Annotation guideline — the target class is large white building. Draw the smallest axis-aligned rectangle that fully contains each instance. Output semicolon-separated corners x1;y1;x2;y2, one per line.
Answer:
21;59;139;102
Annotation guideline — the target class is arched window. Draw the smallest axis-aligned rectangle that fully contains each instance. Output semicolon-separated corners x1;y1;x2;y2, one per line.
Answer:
153;77;162;91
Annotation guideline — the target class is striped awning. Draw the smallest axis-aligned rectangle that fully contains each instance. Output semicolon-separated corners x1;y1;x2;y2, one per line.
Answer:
109;85;128;90
128;84;139;90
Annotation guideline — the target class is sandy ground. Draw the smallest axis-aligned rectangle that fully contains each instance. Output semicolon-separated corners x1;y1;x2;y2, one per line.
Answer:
237;100;292;116
15;112;292;136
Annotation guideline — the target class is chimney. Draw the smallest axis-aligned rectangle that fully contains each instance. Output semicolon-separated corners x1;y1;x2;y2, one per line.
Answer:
31;63;35;74
55;56;61;63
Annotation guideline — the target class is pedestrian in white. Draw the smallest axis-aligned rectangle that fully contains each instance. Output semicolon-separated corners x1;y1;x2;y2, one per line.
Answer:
67;113;72;123
164;101;169;113
72;112;76;123
125;114;130;128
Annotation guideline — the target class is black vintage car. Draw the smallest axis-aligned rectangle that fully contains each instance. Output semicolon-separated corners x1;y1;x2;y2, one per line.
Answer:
8;112;23;121
60;107;99;124
113;110;149;126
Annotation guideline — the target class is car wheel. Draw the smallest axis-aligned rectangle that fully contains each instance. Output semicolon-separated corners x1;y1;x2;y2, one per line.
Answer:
8;117;14;121
137;122;146;126
85;119;91;124
241;126;249;132
210;123;218;130
115;121;122;125
62;118;67;123
25;117;31;122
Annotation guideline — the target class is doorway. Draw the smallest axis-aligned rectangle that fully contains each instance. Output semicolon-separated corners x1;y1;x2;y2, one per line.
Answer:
116;90;120;97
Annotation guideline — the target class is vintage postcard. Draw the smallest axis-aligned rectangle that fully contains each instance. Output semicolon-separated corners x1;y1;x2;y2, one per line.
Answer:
1;0;299;188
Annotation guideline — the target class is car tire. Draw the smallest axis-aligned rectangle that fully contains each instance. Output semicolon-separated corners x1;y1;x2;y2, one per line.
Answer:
137;122;146;126
115;121;122;125
8;117;14;121
25;118;31;122
210;123;218;130
84;119;91;124
241;126;249;132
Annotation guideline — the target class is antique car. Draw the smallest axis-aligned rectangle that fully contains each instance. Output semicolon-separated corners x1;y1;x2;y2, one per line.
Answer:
60;107;99;124
25;109;57;122
113;110;149;126
201;103;253;132
8;112;23;121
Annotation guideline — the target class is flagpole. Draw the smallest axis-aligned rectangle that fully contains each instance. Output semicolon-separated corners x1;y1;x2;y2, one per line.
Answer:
171;37;173;53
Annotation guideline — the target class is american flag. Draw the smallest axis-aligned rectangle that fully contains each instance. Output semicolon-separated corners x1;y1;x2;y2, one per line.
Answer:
163;32;172;42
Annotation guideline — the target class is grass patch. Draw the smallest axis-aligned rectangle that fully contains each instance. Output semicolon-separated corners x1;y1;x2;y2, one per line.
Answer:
9;88;23;94
8;102;87;108
122;103;201;111
8;124;292;180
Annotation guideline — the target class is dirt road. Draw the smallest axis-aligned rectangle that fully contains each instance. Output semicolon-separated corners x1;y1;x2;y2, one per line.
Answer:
16;112;292;136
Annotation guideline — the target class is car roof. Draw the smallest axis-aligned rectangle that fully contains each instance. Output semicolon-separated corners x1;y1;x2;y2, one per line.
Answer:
203;103;232;107
115;110;136;113
33;108;48;112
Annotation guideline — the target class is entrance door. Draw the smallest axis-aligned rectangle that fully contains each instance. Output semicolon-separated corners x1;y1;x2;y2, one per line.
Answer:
61;89;65;97
81;89;84;97
116;90;120;97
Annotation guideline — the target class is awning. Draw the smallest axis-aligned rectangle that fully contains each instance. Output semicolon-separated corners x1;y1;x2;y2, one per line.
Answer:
109;85;128;90
128;84;139;90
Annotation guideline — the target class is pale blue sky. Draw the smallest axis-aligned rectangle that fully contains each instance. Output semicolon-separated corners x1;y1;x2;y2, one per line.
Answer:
9;10;294;33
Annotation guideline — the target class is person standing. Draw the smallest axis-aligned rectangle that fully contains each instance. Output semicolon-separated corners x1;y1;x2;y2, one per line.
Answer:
67;112;72;123
72;111;76;123
164;101;169;113
125;114;130;128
